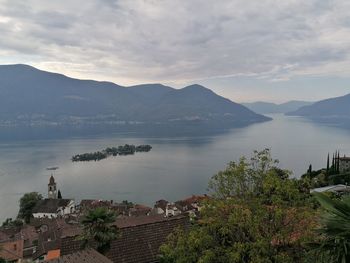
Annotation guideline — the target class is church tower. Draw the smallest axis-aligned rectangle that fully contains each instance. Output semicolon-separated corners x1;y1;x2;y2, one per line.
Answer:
48;175;57;199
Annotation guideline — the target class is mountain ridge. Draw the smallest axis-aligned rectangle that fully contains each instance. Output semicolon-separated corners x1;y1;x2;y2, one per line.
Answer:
243;100;313;114
286;93;350;117
0;64;271;131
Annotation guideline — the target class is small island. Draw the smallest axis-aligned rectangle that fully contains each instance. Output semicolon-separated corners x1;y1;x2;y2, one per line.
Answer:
72;144;152;162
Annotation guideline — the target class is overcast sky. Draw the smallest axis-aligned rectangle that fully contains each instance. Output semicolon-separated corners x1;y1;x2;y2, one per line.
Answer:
0;0;350;103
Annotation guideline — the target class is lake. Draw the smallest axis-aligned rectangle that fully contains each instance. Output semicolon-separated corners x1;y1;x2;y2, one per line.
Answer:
1;114;350;222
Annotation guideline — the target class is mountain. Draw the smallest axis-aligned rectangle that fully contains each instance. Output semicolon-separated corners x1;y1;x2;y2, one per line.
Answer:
242;101;313;114
0;64;270;133
287;93;350;127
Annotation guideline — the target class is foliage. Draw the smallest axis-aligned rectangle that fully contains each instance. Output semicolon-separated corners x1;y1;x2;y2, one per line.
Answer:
328;173;350;186
160;149;317;263
81;207;118;254
57;189;62;199
17;192;42;223
72;144;152;162
1;218;23;228
311;193;350;263
121;200;134;208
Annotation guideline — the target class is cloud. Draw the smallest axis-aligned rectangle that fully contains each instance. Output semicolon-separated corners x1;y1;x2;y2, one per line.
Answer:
0;0;350;85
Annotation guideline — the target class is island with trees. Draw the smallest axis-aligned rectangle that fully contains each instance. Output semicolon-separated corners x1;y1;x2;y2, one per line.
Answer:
71;144;152;162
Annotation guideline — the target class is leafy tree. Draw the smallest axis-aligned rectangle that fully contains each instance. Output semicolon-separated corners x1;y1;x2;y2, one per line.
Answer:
81;207;118;254
17;192;42;223
1;218;23;228
160;149;316;263
312;192;350;263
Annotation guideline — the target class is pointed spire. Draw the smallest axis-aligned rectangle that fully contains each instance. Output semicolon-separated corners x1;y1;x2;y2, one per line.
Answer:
49;174;55;185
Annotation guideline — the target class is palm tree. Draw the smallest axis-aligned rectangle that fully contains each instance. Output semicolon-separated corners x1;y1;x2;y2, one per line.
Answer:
81;207;118;254
313;192;350;263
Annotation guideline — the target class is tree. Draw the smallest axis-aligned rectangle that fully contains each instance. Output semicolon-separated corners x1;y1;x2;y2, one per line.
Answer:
160;150;316;263
81;207;118;254
312;193;350;263
326;154;330;176
2;218;23;228
57;190;62;199
337;151;340;174
308;164;313;177
17;192;42;223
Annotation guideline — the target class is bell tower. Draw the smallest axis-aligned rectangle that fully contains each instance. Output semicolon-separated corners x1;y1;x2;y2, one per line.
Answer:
48;175;57;199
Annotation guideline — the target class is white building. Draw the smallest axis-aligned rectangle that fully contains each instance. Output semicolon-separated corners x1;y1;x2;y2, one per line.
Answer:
32;199;75;218
165;203;182;217
32;175;75;218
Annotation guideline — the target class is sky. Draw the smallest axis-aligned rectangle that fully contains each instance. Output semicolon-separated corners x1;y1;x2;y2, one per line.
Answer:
0;0;350;103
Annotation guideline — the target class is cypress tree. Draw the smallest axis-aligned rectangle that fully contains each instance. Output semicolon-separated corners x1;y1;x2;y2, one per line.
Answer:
326;153;330;175
57;190;62;199
308;164;312;177
337;151;340;174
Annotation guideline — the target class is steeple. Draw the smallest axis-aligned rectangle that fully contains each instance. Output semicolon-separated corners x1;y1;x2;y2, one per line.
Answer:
48;175;57;199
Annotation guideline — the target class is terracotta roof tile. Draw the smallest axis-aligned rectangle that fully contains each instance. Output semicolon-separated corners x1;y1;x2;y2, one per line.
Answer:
46;249;61;260
45;248;112;263
61;215;189;263
33;199;72;214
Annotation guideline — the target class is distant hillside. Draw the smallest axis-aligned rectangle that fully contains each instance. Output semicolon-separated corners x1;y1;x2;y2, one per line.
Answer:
243;101;313;114
0;65;270;132
287;93;350;127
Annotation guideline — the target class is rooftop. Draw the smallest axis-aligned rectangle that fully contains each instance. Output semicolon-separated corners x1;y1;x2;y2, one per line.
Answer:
45;248;112;263
61;215;189;263
33;199;72;214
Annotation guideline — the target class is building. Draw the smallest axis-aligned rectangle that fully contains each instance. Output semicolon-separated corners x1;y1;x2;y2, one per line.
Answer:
128;204;152;217
154;199;168;215
48;175;57;199
165;203;182;217
15;225;39;260
44;248;112;263
60;215;189;263
79;199;114;214
32;199;75;219
0;238;24;262
339;156;350;173
30;217;81;262
32;176;75;219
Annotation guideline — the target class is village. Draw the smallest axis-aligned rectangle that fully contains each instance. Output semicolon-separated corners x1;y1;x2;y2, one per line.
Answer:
1;153;350;263
0;175;208;263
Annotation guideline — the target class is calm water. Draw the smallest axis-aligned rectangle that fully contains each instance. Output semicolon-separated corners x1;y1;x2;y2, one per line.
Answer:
1;114;350;222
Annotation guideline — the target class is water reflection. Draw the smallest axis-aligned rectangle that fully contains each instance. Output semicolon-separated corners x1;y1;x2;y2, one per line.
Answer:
1;114;350;222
